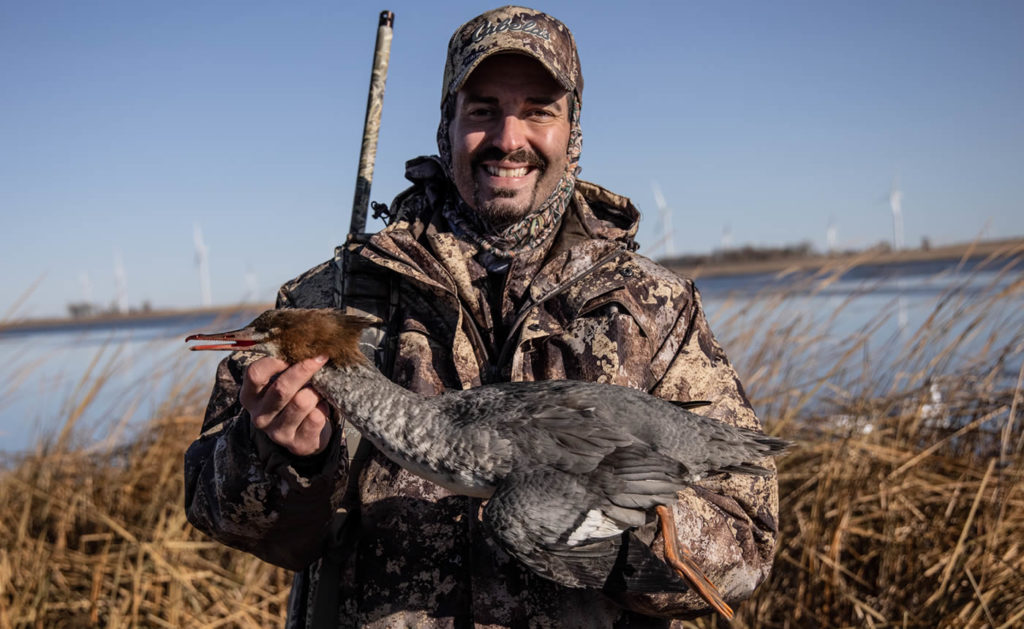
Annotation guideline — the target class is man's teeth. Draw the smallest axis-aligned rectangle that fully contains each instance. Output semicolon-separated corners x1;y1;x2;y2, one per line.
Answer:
485;165;529;178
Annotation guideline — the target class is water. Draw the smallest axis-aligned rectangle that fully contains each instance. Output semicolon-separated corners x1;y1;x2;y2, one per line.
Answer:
698;256;1024;416
1;258;1022;454
0;310;259;455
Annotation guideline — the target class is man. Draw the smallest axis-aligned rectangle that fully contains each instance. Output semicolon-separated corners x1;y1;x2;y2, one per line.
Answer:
185;6;779;627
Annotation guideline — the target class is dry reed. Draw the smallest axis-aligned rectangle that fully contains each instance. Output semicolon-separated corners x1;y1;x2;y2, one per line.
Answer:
1;251;1022;628
0;331;292;628
701;247;1024;628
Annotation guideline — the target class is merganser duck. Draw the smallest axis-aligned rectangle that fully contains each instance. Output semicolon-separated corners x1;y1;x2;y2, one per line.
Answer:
187;309;789;619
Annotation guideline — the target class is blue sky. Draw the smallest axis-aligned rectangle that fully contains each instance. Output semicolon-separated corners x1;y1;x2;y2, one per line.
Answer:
2;1;1022;318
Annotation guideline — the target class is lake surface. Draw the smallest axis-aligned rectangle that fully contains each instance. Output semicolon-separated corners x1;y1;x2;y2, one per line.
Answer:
0;310;258;455
2;257;1021;454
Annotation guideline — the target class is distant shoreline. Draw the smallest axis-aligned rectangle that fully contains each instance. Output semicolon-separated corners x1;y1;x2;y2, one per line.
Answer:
662;237;1024;280
0;303;273;335
4;237;1022;333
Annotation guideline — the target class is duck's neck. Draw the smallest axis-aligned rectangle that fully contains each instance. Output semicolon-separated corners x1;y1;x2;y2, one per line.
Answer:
310;361;442;456
309;360;506;497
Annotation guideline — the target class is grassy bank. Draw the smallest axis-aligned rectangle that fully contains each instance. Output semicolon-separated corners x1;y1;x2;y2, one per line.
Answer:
666;235;1024;280
1;251;1022;627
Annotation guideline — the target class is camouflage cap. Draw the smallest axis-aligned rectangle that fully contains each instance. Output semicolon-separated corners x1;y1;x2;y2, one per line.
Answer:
442;5;583;104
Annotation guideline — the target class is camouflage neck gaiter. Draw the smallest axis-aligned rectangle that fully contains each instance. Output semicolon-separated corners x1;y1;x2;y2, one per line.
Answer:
436;94;583;263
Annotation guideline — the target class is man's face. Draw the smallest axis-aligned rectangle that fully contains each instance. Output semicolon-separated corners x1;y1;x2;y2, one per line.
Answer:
449;54;571;228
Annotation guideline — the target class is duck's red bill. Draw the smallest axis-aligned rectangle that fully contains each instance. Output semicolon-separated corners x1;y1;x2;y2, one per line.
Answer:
185;330;259;351
187;340;258;351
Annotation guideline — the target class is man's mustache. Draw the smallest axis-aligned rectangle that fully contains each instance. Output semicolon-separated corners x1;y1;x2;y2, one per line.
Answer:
471;147;546;171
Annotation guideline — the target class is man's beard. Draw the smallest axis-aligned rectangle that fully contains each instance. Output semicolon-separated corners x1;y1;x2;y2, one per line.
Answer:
471;147;549;229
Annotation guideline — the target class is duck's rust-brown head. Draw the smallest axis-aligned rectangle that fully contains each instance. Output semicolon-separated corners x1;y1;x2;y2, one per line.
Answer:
186;309;378;366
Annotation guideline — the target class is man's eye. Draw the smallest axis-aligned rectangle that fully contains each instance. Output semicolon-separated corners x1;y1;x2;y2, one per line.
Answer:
468;108;494;118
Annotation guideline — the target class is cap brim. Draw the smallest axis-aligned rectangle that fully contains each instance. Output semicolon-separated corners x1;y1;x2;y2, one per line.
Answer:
451;46;575;97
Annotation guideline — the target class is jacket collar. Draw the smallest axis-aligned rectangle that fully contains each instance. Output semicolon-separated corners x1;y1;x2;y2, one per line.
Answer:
397;155;640;250
362;156;641;296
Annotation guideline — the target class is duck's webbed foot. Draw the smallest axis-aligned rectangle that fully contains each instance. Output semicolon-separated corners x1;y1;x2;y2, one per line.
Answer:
655;504;734;620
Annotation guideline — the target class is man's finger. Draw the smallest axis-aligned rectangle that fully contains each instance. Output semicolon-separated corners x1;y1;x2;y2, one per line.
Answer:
265;387;321;438
240;357;290;410
264;356;328;407
249;355;328;420
315;399;330;419
292;406;331;453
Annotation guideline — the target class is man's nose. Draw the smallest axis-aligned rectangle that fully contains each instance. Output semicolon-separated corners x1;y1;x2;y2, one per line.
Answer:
492;114;526;153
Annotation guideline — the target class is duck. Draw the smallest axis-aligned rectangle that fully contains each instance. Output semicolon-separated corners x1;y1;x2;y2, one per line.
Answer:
187;308;789;619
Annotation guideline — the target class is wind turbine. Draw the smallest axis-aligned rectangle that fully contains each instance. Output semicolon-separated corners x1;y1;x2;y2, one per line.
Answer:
243;264;260;304
647;181;676;258
194;223;212;307
889;176;904;251
888;176;909;332
721;223;733;251
826;216;837;254
113;251;127;313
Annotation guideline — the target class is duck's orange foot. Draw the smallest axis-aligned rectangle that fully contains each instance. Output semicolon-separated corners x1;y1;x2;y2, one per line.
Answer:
655;504;735;620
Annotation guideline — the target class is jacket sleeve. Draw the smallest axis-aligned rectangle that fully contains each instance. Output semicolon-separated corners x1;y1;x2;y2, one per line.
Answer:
617;281;779;618
183;279;350;571
183;352;348;571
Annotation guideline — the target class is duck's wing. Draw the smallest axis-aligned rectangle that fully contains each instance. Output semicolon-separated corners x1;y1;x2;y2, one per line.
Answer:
482;462;689;593
462;380;786;477
576;385;789;477
522;402;635;474
448;382;636;474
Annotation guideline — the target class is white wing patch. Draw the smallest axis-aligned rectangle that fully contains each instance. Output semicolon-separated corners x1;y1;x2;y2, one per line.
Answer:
566;508;622;545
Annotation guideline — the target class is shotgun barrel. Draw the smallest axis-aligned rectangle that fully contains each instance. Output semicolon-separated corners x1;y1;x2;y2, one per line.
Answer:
349;10;394;236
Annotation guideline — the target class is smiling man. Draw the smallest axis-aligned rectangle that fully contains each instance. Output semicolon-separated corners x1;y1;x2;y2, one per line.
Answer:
185;6;779;628
449;54;571;229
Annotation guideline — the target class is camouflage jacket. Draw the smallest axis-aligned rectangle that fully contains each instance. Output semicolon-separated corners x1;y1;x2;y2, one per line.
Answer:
184;158;779;628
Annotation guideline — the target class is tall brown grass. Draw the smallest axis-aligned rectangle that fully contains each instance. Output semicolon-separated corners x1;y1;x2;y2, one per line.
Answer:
0;332;293;627
708;246;1024;628
1;250;1022;628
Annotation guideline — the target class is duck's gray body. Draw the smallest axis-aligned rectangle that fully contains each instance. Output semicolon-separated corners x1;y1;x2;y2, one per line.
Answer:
187;309;787;599
312;361;787;591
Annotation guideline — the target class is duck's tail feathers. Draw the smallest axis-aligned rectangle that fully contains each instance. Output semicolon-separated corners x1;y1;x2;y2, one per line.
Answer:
754;433;792;455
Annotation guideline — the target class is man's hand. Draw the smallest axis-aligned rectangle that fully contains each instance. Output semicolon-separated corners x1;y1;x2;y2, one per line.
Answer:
240;355;332;457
